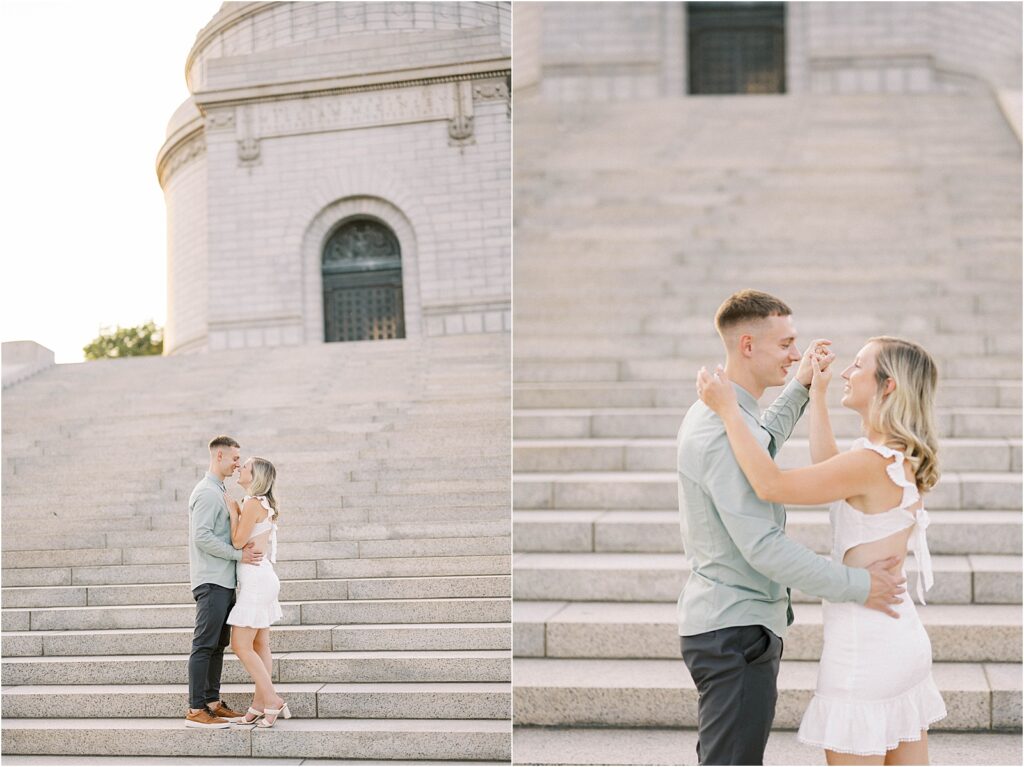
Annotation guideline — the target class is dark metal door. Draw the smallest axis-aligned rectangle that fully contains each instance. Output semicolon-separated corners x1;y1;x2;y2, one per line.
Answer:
322;219;406;342
687;2;786;95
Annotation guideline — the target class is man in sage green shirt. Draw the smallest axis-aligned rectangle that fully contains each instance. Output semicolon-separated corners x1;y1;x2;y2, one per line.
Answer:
676;291;904;765
185;435;263;729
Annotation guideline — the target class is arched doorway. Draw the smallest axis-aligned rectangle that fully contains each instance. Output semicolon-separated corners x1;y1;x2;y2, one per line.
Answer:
322;218;406;342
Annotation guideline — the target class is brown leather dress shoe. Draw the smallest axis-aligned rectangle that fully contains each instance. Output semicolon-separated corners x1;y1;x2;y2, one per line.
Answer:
207;700;246;722
185;708;230;729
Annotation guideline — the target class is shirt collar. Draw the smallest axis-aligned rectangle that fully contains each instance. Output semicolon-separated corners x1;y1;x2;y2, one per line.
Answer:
733;382;761;420
205;471;226;492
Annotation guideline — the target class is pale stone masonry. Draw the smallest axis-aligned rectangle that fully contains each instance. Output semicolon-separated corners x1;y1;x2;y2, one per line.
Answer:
158;1;511;355
515;1;1022;101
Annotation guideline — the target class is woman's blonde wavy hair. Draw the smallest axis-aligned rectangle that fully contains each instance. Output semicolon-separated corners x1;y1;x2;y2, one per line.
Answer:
248;457;280;521
867;336;940;492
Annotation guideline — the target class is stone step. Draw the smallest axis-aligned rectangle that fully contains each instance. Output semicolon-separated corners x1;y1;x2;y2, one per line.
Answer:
513;601;1021;662
514;436;1023;474
514;471;1021;512
1;622;511;657
513;509;1023;556
513;331;1022;360
1;649;511;686
0;506;509;536
514;407;1022;440
513;658;1020;730
1;520;511;552
0;717;511;760
512;292;1017;318
512;304;1021;336
513;355;1022;382
2;477;508;501
511;552;1020;605
0;492;511;518
512;295;1020;323
513;378;1023;410
512;728;1023;766
2;597;511;632
1;681;511;720
0;536;512;569
1;575;511;609
1;554;511;588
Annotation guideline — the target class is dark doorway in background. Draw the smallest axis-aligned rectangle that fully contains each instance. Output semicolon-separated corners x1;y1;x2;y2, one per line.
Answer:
688;2;786;94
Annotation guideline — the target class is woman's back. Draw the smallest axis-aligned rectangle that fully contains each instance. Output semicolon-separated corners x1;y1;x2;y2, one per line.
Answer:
830;438;932;602
241;496;277;561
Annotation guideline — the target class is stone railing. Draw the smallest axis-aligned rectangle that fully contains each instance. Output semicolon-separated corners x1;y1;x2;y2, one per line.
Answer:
1;341;55;389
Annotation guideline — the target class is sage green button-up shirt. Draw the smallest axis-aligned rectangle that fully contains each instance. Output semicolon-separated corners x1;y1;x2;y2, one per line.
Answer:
676;378;870;639
188;472;242;591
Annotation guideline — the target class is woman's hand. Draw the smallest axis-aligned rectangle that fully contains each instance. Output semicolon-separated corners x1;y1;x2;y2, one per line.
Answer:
796;338;833;388
810;350;833;395
696;365;739;416
224;493;240;520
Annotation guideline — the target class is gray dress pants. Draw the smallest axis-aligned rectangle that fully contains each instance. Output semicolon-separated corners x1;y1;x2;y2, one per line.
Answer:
188;582;235;709
681;625;784;765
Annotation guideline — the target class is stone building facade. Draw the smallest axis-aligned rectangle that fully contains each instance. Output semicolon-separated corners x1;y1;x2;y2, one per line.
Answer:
514;1;1021;101
157;1;510;355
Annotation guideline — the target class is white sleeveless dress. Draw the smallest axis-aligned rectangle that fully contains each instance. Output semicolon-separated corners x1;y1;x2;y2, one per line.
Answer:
226;495;283;629
797;439;947;755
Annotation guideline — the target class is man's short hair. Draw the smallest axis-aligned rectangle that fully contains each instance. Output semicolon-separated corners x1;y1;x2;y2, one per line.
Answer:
714;289;792;334
209;435;240;450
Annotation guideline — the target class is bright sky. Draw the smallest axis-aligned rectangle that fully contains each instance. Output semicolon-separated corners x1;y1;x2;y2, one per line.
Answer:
0;0;224;363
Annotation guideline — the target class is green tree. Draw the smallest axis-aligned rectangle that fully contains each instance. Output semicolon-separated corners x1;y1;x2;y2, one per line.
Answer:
83;321;164;360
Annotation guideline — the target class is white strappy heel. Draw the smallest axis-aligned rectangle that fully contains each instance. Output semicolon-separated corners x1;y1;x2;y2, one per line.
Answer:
236;706;264;725
257;701;291;727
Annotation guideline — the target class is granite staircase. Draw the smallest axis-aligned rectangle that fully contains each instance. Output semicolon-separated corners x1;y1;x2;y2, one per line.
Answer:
2;334;511;762
512;92;1022;765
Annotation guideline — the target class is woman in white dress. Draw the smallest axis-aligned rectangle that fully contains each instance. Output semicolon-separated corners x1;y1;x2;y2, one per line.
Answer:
698;336;946;765
223;456;290;727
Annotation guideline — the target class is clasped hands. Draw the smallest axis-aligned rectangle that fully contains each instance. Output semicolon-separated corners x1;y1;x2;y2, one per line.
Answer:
224;492;263;565
697;338;837;415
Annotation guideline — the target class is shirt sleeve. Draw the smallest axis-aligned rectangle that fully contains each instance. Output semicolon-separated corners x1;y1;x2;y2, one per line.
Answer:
701;429;870;604
760;377;810;450
192;488;242;562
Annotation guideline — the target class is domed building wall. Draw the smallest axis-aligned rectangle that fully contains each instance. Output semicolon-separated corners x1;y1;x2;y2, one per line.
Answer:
158;101;208;354
522;1;1021;101
157;1;511;354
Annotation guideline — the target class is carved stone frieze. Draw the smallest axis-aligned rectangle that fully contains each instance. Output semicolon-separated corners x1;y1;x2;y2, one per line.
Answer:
448;80;475;147
448;114;475;144
158;132;206;186
208;73;513;158
205;111;235;132
472;80;509;102
250;83;457;138
473;77;511;119
237;137;261;164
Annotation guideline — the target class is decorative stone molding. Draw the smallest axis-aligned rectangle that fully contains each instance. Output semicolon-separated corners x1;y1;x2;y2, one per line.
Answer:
237;137;261;164
156;131;206;187
422;298;510;336
472;79;509;103
187;2;509;93
206;74;509;159
473;76;511;118
205;110;235;132
448;80;475;146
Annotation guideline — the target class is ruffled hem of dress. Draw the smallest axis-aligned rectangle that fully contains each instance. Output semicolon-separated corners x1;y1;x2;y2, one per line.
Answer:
226;602;283;628
796;675;947;756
